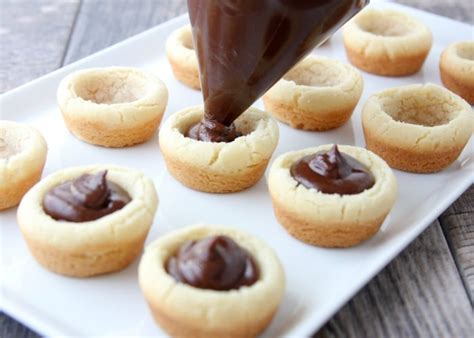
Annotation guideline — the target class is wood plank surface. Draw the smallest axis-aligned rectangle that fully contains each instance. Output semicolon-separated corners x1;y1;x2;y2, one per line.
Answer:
440;186;474;303
0;0;80;93
316;221;474;338
63;0;187;65
1;0;473;337
397;0;474;24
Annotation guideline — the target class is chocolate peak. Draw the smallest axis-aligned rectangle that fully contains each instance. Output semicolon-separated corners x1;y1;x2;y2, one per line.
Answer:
186;119;242;143
291;145;375;195
43;171;131;222
166;235;259;291
309;145;348;179
70;171;109;208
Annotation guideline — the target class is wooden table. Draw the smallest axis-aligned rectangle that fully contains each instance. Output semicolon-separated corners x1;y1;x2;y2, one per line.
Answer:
1;1;472;337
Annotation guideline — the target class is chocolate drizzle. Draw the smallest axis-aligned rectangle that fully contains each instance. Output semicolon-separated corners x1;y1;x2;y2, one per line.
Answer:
166;235;259;291
43;171;131;222
291;145;375;195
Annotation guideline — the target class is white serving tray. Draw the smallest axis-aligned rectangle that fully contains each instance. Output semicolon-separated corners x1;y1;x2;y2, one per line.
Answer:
1;2;472;337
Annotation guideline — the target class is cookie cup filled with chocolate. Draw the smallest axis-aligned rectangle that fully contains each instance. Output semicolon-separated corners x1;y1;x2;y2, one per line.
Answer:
17;165;158;277
343;8;432;76
57;67;168;148
0;121;47;210
166;25;200;90
138;224;285;338
268;145;397;248
362;84;473;173
263;55;363;131
159;105;279;193
440;41;474;104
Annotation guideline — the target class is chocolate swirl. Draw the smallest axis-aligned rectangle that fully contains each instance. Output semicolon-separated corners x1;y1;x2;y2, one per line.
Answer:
166;235;259;291
186;119;242;143
43;171;131;222
291;145;375;194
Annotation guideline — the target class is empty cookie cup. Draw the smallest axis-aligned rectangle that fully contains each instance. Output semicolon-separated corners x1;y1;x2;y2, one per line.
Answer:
159;106;279;193
268;144;397;248
343;8;432;76
139;224;285;338
57;67;168;148
0;121;47;210
263;55;363;130
362;84;473;173
166;25;200;90
440;41;474;104
17;165;158;277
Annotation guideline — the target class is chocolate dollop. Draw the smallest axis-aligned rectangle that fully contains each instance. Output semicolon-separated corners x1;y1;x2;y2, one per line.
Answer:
186;118;242;143
166;235;259;291
291;145;375;195
43;171;131;222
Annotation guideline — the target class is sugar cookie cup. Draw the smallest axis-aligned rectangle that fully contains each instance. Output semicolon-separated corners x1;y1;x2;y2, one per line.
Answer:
17;165;158;277
159;106;279;193
343;8;432;76
139;224;285;338
440;41;474;104
362;84;473;173
268;145;397;248
263;55;363;130
166;25;200;90
0;121;47;210
57;67;168;148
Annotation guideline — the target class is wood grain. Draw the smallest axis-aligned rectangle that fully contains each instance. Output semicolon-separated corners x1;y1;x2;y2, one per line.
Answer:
0;0;80;93
315;221;474;338
396;0;474;24
0;0;472;337
63;0;188;65
0;315;39;338
440;186;474;303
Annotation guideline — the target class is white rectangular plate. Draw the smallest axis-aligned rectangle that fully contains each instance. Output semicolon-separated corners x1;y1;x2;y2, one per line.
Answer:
1;2;472;337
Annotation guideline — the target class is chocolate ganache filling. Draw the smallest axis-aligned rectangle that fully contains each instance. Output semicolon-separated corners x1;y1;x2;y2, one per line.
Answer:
186;118;242;143
43;171;131;222
291;145;375;194
166;235;259;291
186;0;368;142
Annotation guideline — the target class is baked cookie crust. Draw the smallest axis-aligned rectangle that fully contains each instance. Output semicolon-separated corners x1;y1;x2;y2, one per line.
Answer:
362;83;473;173
139;224;285;338
17;165;158;277
57;67;168;148
440;41;474;104
166;25;200;90
0;121;47;210
159;105;279;193
343;8;432;76
268;145;397;248
263;55;363;131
